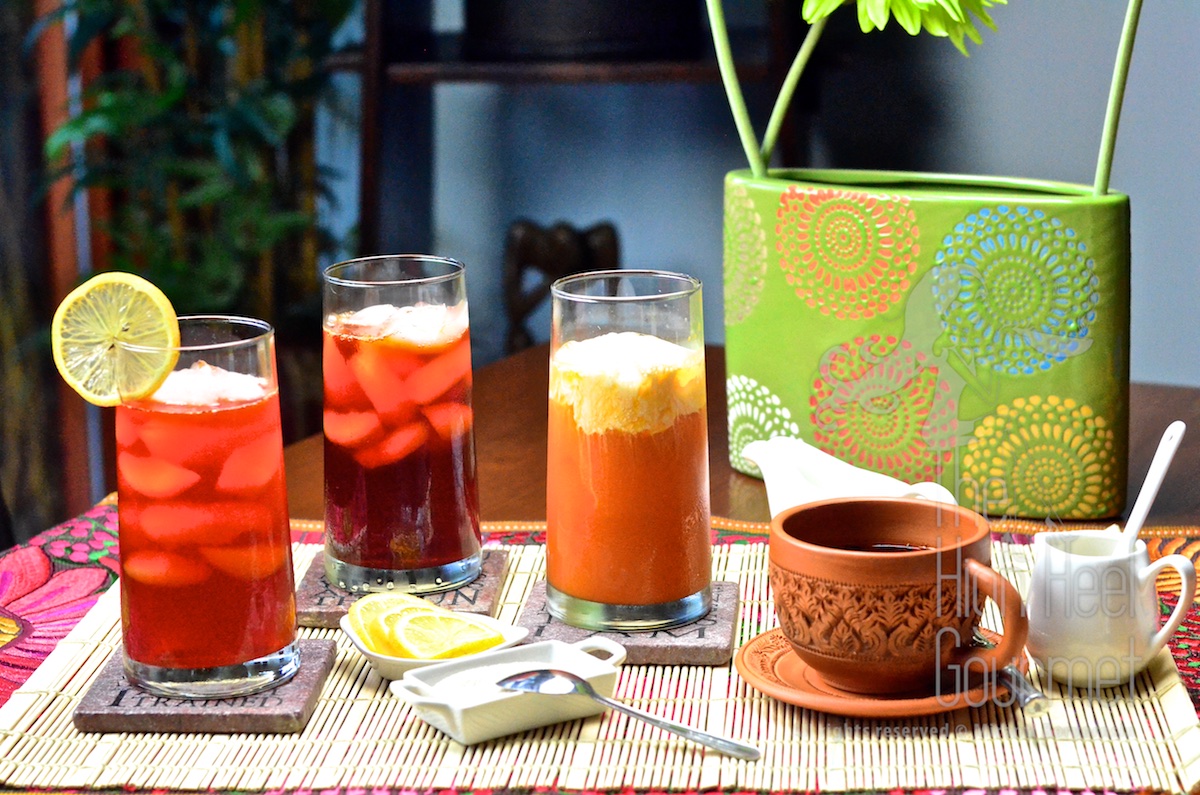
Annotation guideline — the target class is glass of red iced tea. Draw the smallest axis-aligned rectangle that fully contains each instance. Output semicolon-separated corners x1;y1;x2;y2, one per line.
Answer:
115;316;299;698
322;255;482;593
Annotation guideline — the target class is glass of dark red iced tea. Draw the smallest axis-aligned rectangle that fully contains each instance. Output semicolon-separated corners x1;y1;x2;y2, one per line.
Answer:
322;255;482;593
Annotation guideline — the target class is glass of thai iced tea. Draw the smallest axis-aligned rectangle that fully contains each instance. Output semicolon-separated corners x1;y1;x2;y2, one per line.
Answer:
546;270;712;630
322;255;482;593
115;316;299;698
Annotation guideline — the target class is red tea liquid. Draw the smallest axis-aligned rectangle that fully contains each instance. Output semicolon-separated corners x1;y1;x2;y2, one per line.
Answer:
322;305;481;573
116;368;296;670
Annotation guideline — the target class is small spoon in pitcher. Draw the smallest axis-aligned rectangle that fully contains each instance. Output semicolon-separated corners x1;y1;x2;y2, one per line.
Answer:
497;669;762;760
1121;420;1186;552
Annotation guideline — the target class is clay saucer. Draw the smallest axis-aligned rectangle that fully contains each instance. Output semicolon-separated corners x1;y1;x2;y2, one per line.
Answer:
734;627;1028;718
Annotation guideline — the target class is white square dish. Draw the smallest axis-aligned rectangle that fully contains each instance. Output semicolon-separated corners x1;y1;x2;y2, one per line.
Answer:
388;636;627;745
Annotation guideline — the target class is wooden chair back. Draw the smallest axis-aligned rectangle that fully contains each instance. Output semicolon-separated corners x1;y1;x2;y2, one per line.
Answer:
501;219;620;353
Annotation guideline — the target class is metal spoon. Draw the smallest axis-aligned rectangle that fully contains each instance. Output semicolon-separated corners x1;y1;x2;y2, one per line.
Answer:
1121;420;1186;553
972;629;1050;717
496;668;762;760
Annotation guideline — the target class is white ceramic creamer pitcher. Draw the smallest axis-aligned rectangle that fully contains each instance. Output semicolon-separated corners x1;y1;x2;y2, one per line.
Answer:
1026;530;1196;689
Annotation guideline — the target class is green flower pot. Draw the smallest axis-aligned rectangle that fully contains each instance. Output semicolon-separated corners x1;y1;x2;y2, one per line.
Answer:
723;168;1130;520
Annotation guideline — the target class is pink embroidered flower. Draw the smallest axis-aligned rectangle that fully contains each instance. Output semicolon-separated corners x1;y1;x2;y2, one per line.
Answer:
30;504;120;577
0;545;110;702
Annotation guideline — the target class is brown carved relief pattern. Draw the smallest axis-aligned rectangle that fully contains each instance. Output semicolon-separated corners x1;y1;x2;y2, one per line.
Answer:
768;564;977;661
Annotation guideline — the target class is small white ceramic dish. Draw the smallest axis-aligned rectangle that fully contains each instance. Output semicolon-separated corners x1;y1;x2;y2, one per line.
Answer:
339;613;530;680
389;636;627;745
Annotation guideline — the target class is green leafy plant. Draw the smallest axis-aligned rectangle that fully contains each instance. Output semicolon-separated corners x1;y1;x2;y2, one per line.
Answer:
707;0;1005;178
707;0;1145;196
41;0;355;319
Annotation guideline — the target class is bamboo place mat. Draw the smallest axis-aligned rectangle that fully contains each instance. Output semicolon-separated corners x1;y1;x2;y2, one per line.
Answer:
1;541;1199;793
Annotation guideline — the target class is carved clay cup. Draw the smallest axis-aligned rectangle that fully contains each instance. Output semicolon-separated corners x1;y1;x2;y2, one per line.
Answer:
768;497;1028;696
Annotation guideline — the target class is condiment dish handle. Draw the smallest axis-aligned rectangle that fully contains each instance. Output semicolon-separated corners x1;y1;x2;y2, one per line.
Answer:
571;636;627;668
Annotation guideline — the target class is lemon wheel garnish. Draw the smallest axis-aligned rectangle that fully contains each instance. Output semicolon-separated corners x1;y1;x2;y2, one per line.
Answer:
51;272;180;407
347;592;437;635
345;592;507;659
389;612;506;660
347;592;441;656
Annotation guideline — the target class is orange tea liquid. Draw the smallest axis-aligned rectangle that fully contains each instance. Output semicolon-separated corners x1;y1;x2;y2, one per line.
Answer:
545;332;711;607
547;403;711;604
116;366;296;670
323;304;481;580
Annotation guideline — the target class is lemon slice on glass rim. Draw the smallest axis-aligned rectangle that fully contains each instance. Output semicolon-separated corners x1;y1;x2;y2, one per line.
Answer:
51;272;180;407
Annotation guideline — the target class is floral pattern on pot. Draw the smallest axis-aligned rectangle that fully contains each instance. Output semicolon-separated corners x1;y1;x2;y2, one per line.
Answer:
931;205;1099;376
960;395;1120;519
777;186;919;321
723;182;768;325
726;374;800;476
722;169;1130;519
811;335;957;484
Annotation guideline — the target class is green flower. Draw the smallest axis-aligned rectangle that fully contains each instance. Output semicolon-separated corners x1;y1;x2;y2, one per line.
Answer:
802;0;1006;54
723;183;769;325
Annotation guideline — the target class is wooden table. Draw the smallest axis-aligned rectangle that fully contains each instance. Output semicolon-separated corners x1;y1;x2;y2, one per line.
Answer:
284;345;1200;525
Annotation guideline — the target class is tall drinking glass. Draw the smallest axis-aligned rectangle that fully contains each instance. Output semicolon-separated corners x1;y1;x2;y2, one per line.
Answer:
546;270;712;630
115;316;299;698
322;255;482;593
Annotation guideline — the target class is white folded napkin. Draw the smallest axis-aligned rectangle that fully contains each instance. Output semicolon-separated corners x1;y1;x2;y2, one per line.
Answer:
741;436;958;519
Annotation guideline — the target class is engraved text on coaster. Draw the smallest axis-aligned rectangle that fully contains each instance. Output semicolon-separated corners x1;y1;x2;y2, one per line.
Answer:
296;549;510;627
72;638;336;735
516;581;739;666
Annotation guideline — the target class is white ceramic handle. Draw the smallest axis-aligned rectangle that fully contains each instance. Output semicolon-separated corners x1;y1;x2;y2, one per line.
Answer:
572;636;628;668
390;678;436;704
1142;553;1197;658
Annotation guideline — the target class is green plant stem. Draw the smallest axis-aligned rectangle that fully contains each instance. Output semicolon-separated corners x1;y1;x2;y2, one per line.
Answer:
1094;0;1143;196
760;16;827;168
705;0;766;176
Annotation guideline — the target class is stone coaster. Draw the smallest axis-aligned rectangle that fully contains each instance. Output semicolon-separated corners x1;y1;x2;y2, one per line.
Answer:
296;549;510;627
72;638;337;735
516;581;739;666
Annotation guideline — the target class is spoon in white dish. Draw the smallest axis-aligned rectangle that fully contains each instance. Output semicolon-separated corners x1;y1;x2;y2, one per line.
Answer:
1121;420;1186;552
497;668;762;760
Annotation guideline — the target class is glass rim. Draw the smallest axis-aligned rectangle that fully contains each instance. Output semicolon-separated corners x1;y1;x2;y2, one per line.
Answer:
322;254;465;288
550;269;701;303
116;314;274;355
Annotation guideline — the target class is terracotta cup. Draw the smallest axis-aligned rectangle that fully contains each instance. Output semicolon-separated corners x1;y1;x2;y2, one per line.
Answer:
768;497;1028;697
